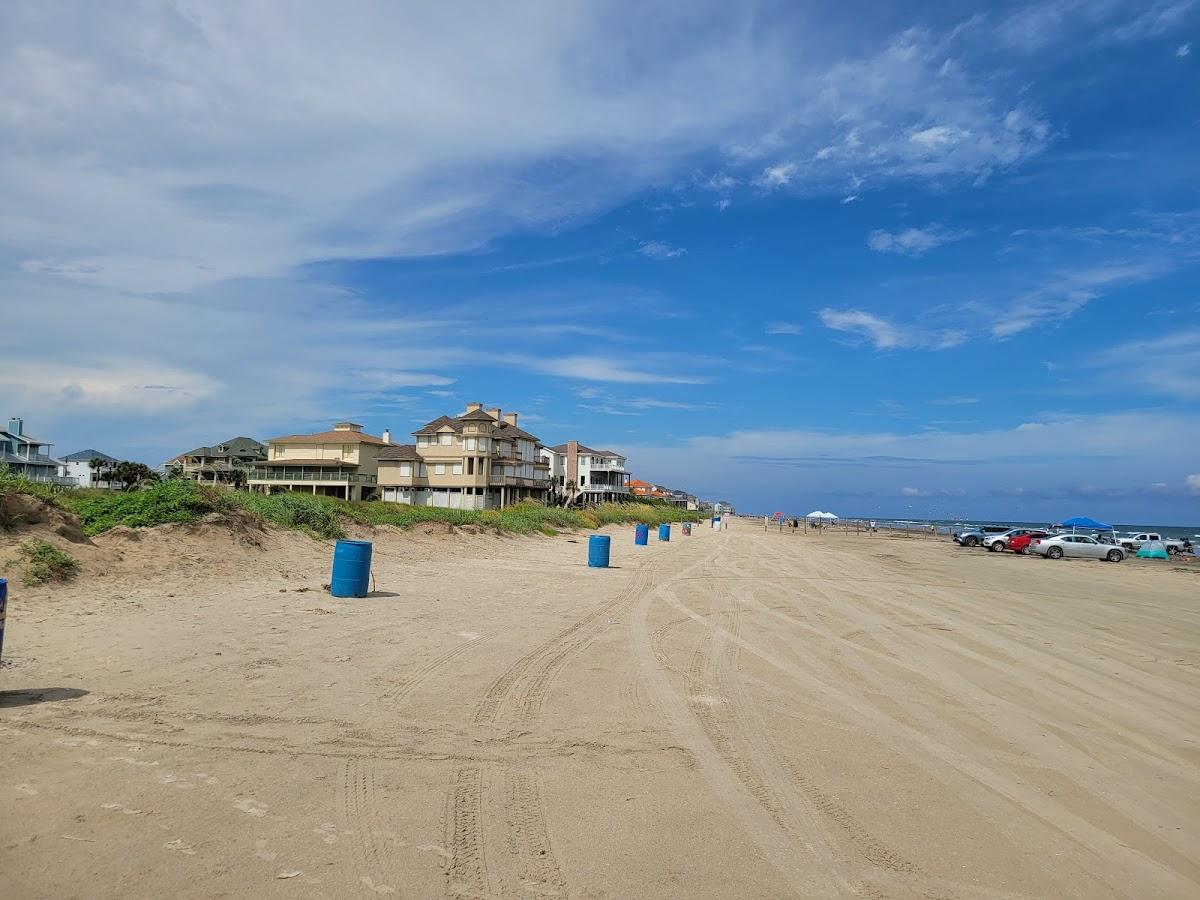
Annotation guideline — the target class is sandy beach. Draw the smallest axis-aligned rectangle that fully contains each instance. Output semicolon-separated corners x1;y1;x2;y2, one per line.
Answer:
2;521;1197;899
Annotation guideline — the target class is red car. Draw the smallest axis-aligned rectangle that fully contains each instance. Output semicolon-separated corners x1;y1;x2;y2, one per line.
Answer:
1008;530;1051;554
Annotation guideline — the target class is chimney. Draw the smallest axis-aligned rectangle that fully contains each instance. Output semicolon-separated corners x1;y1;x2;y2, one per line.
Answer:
465;402;483;413
382;428;392;444
567;440;579;485
503;412;518;426
487;407;501;421
7;417;22;436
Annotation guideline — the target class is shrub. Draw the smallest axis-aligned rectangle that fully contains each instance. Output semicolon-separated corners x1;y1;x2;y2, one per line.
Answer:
0;465;65;507
17;539;78;584
61;479;217;536
228;491;346;540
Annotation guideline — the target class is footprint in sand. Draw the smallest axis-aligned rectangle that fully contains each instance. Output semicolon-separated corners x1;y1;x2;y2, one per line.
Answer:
101;803;145;816
359;875;395;894
157;773;194;789
192;773;218;786
254;839;277;861
14;783;39;796
165;839;196;855
313;823;339;845
234;797;268;817
416;843;451;859
110;755;159;768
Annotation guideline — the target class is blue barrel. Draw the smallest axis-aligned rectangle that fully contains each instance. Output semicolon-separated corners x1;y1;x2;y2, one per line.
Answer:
658;523;671;542
634;524;649;546
330;540;373;597
712;516;721;529
0;577;6;664
588;534;611;568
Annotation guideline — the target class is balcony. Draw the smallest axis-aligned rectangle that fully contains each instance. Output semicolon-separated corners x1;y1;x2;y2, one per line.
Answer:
249;469;377;484
18;472;79;486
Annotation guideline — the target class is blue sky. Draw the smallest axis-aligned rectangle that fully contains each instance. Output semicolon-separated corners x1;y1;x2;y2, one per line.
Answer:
2;1;1198;523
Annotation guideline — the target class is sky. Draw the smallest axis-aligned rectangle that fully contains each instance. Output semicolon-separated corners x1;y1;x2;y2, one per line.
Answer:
2;0;1198;523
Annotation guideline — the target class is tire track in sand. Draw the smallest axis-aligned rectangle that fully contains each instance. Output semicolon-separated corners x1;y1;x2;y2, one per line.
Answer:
446;552;665;898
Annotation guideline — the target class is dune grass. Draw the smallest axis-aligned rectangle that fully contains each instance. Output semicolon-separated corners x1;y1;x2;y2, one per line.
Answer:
2;471;703;540
16;539;79;584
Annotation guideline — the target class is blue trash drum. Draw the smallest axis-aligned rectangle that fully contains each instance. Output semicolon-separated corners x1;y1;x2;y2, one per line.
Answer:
711;516;721;529
0;577;7;663
658;524;671;542
330;540;373;598
588;534;612;568
634;523;649;546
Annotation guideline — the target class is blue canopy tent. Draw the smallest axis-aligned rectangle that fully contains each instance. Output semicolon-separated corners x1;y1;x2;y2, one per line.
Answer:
1056;516;1116;540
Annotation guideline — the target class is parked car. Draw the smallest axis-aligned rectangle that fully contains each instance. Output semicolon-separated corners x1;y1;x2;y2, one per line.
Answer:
1117;532;1193;555
953;525;1011;547
1032;535;1125;562
984;529;1051;553
1007;530;1052;555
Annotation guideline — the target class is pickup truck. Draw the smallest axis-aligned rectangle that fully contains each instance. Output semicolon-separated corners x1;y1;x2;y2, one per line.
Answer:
1118;532;1193;554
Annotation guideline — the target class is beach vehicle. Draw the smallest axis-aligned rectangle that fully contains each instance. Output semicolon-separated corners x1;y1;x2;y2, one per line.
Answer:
1118;532;1192;555
953;525;1010;547
1007;530;1052;555
1032;535;1125;562
983;528;1046;552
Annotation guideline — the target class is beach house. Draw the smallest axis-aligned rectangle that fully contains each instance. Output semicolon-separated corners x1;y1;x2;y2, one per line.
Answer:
541;441;630;505
1;418;73;485
248;422;388;501
375;403;550;509
167;436;266;483
59;449;118;488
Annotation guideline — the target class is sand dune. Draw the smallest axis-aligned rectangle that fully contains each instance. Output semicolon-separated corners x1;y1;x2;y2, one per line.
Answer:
2;522;1197;898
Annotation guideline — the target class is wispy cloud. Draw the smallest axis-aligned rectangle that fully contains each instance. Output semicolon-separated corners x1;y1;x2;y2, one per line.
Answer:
534;355;707;384
1096;330;1200;397
1179;42;1192;56
764;322;802;335
867;224;971;257
818;309;967;351
638;241;687;260
927;396;978;406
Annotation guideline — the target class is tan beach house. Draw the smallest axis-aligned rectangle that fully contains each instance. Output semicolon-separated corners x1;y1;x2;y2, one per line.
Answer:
248;422;389;501
376;403;550;509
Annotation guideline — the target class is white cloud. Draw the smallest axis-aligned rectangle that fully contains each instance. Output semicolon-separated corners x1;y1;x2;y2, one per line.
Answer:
1187;474;1200;494
818;309;967;351
638;241;687;260
990;261;1169;338
901;486;930;497
927;396;978;406
534;355;707;384
765;322;802;335
1096;330;1200;397
1178;42;1192;56
867;224;970;256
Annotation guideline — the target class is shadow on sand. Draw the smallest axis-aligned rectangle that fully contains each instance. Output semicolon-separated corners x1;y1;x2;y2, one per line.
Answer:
0;687;90;708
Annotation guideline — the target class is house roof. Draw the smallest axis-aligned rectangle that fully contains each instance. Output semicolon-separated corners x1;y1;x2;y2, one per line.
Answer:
459;409;497;421
377;444;422;461
547;442;622;457
0;428;50;445
414;410;543;444
63;449;117;463
268;430;387;445
254;458;360;467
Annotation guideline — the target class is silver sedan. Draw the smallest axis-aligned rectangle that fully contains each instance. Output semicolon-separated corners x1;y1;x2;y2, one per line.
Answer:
1032;534;1124;562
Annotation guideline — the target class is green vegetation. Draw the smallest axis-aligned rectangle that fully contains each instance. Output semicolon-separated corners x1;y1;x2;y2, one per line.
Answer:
0;465;66;506
15;539;79;584
64;479;217;536
0;469;703;540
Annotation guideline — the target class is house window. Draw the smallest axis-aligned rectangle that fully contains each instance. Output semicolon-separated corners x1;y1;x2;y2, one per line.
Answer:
439;433;452;446
417;436;428;447
435;464;446;475
467;458;475;475
418;464;428;477
452;464;462;475
399;464;412;476
342;444;353;458
466;424;476;433
465;437;476;451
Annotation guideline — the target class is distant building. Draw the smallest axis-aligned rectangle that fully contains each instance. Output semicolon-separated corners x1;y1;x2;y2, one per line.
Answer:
249;423;386;501
167;436;266;483
0;417;73;485
60;449;118;489
541;441;629;505
376;403;550;509
713;500;735;515
628;478;666;500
